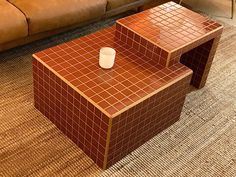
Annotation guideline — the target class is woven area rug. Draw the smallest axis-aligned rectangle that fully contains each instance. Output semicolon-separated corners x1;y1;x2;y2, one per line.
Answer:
1;13;236;177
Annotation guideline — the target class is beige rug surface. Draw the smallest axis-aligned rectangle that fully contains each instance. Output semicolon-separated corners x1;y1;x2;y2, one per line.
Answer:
0;15;236;177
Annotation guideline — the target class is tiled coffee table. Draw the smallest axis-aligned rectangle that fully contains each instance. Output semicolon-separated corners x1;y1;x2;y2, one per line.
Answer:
32;2;222;169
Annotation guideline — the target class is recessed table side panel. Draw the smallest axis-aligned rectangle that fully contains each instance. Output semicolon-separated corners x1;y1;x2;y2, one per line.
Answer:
180;35;221;88
32;59;110;168
106;73;192;168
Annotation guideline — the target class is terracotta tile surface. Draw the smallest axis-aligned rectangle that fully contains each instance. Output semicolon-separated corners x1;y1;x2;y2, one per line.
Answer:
33;60;109;168
32;1;223;169
180;35;221;88
33;26;192;118
116;2;222;87
117;1;222;52
107;73;192;167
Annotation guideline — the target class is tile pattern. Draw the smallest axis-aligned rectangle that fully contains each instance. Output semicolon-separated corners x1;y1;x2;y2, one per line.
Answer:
34;26;191;117
167;27;223;68
115;23;169;66
180;36;221;88
33;59;110;168
107;74;192;168
1;15;235;176
117;1;223;87
117;1;222;52
32;1;223;170
32;56;192;169
33;24;193;168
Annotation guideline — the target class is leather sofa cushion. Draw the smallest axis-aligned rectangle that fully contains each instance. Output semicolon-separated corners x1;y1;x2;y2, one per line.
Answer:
107;0;138;10
8;0;107;35
0;1;28;44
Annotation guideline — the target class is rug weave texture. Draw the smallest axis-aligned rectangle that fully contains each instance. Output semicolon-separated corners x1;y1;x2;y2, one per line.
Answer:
0;14;236;177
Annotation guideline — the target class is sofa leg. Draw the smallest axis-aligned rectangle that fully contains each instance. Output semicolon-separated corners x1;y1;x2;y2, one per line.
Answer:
232;0;234;19
137;6;143;12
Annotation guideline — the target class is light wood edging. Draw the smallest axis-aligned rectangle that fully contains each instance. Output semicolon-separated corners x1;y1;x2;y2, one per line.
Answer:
103;117;113;169
32;54;112;118
165;53;171;67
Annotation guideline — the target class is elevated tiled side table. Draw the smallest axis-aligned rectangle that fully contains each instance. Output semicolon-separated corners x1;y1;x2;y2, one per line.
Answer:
32;2;222;169
116;2;223;88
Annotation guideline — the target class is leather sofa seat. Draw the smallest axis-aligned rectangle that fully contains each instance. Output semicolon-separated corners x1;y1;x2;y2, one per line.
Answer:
8;0;107;35
107;0;138;10
0;0;28;44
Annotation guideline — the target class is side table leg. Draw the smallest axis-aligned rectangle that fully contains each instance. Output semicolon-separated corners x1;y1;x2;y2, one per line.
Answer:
180;36;221;89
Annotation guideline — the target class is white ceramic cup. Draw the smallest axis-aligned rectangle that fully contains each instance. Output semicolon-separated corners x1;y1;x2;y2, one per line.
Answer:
99;47;116;69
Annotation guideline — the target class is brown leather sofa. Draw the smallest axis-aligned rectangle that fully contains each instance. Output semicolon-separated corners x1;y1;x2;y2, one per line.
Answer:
0;0;152;52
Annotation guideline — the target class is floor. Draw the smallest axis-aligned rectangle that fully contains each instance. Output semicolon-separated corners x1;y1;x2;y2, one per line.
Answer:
183;0;236;26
